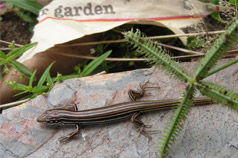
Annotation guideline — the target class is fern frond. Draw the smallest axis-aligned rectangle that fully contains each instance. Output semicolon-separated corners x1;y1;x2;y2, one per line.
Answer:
123;29;190;82
194;19;238;80
197;81;238;110
159;85;196;157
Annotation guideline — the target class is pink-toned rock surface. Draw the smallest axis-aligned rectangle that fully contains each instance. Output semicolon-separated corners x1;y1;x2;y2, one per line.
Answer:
1;58;238;158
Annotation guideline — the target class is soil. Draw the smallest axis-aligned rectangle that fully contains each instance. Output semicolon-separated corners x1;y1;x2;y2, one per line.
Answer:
0;12;32;49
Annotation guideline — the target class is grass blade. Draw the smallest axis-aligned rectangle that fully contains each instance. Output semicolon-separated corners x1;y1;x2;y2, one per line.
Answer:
29;70;37;87
37;62;55;86
82;50;111;77
5;0;43;15
10;60;32;78
6;42;37;60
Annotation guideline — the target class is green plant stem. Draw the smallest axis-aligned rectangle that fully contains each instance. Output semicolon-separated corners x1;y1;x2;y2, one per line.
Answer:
159;85;195;157
205;59;238;77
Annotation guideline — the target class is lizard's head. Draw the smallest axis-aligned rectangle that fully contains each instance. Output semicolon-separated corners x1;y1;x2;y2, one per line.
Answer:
37;110;61;124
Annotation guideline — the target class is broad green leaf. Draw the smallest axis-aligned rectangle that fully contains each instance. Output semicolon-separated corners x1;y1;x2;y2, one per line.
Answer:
82;50;112;77
5;0;43;15
10;60;32;78
37;62;55;86
6;42;37;60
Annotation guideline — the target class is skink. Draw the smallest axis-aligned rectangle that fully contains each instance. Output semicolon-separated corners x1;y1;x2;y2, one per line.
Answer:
37;81;214;142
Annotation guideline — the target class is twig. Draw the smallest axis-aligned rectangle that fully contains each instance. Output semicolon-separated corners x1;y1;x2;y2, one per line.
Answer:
57;30;225;47
52;49;238;61
0;48;12;50
0;39;23;47
0;99;29;109
52;51;204;61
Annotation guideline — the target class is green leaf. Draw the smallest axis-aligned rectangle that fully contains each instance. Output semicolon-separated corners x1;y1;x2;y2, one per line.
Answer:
37;62;55;86
82;50;112;77
32;86;48;93
194;19;238;80
15;10;37;23
205;59;238;77
0;51;6;58
210;12;227;24
197;81;238;109
53;74;78;82
19;93;36;100
6;42;37;60
0;60;8;67
159;85;195;157
29;70;37;87
8;41;15;50
124;29;190;82
187;36;205;49
210;0;220;4
46;73;54;90
9;60;32;78
5;0;43;15
6;81;28;91
229;0;238;6
13;90;29;97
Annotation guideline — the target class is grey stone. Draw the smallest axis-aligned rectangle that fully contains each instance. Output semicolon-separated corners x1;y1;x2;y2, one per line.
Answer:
1;59;238;158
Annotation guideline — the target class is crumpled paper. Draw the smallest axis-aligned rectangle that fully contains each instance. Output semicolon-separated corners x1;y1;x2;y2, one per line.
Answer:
18;0;221;63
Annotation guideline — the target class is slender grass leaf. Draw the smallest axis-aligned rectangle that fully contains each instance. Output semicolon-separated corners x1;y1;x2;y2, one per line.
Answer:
20;94;36;100
5;0;43;15
29;70;37;87
82;50;111;77
54;74;78;82
6;81;28;91
6;42;37;60
10;60;32;78
46;73;54;90
32;86;48;93
37;62;55;86
13;90;29;97
15;10;36;23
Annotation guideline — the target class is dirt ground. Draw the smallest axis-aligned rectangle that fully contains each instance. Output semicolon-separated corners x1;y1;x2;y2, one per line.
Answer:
0;12;32;49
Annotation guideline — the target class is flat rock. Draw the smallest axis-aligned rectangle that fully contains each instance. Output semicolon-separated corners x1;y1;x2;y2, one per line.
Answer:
1;58;238;158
